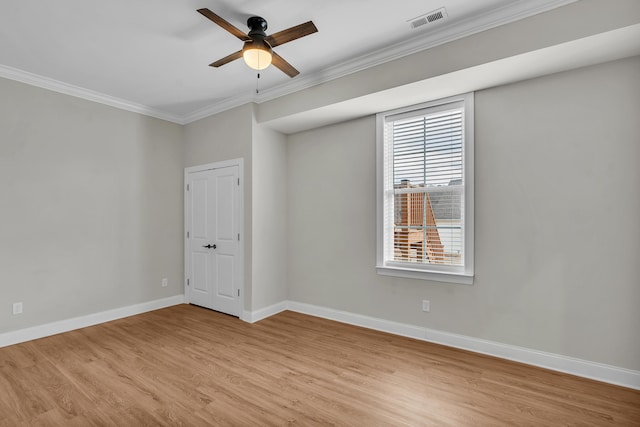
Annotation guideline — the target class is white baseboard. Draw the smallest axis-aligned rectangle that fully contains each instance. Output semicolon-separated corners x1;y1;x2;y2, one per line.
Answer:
286;300;640;391
0;295;186;349
4;296;638;390
242;301;288;323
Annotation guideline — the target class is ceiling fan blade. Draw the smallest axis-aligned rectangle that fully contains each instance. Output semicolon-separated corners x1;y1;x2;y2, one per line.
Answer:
265;21;318;48
209;50;243;68
271;52;299;77
197;8;250;41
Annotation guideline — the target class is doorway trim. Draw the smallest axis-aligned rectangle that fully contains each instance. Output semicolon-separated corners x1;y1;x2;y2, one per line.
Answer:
184;158;244;318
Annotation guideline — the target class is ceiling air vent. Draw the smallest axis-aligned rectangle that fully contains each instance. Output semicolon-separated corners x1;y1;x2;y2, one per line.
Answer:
409;7;448;30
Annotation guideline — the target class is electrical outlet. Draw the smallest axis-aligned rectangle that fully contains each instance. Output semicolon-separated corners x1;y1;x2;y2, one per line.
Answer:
13;302;23;315
422;300;430;312
162;278;168;287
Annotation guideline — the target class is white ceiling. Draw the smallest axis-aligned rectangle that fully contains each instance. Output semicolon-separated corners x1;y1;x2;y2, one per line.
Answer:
0;0;577;124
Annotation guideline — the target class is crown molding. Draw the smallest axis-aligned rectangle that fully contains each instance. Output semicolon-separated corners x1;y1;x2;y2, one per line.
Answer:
181;90;258;124
1;0;577;125
0;64;185;124
183;0;578;123
247;0;580;109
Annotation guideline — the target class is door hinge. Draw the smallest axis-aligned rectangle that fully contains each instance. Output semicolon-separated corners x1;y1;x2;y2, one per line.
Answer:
187;231;190;238
187;184;190;191
237;178;240;186
237;289;240;297
187;278;190;286
238;233;240;241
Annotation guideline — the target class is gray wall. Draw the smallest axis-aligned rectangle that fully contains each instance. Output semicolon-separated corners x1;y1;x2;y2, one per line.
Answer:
0;78;184;334
287;56;640;371
252;119;288;309
183;103;254;311
182;104;289;313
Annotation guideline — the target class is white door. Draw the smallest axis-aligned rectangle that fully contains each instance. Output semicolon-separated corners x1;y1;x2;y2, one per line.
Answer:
186;163;242;317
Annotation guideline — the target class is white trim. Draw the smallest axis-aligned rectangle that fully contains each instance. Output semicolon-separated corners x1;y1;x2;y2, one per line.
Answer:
182;92;257;125
185;0;578;123
376;93;474;283
0;64;185;125
0;1;577;125
376;267;473;284
184;158;247;174
0;295;185;349
241;301;289;324
261;301;640;391
3;295;638;390
184;159;245;317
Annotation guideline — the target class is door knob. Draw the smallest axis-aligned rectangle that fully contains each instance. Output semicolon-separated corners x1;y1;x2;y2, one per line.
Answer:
203;244;216;249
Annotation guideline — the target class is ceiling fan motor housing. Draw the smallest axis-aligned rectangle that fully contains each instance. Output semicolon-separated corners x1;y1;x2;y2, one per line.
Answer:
247;16;268;38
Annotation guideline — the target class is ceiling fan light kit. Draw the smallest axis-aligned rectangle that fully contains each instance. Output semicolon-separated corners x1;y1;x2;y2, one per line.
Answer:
242;39;272;70
197;8;318;78
242;17;273;70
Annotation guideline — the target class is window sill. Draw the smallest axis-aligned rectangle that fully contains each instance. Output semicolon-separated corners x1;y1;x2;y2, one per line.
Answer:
376;265;474;285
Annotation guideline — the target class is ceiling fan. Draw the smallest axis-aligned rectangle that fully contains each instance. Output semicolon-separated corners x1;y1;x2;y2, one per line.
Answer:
197;8;318;78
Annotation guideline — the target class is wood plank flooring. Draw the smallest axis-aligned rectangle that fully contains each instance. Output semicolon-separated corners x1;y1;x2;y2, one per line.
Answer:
0;304;638;426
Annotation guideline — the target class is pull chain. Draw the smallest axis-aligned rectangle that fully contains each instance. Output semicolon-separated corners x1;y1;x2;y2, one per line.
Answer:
256;72;261;94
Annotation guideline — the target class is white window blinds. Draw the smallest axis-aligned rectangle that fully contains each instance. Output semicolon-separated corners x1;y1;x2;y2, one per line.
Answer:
390;106;464;266
377;93;473;283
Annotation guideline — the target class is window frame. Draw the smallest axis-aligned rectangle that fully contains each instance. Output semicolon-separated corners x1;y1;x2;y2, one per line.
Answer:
376;93;474;285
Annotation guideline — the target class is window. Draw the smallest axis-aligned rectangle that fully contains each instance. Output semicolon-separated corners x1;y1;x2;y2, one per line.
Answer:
376;93;474;284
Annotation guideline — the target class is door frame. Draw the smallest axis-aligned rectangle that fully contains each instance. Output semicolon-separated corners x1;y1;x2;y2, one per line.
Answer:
184;158;244;317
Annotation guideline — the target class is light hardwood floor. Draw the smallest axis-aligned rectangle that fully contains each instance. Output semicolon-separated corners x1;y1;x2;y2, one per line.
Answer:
0;304;638;426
